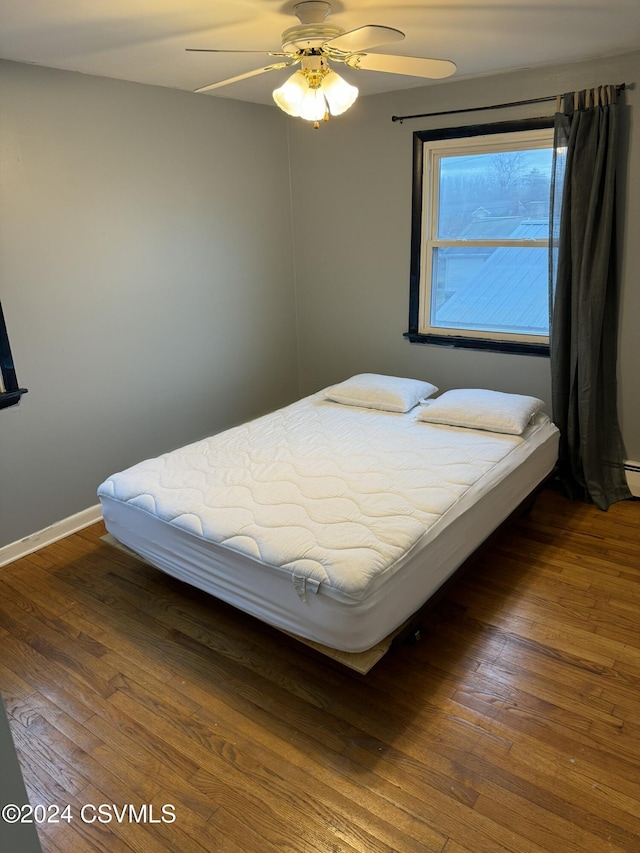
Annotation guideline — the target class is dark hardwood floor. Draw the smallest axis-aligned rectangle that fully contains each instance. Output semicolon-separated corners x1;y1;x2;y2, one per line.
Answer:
0;487;639;852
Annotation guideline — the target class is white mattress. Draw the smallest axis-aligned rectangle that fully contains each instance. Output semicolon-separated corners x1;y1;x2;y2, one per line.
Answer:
98;392;559;652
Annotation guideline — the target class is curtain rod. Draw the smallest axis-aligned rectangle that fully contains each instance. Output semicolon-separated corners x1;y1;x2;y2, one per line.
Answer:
391;83;627;123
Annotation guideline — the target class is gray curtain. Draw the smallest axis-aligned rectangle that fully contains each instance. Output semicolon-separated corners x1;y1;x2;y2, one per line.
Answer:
549;85;631;510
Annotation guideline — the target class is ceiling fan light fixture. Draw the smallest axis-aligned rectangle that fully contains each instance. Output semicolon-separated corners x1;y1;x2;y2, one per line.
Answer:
272;62;357;125
273;70;328;121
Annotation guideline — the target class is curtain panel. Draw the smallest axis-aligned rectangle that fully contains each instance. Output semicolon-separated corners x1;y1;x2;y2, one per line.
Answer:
549;85;631;510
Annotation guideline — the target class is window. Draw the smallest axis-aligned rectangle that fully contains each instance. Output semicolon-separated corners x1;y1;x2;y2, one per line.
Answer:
406;117;555;355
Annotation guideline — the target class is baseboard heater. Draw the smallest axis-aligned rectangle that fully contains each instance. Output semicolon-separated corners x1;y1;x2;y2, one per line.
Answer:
625;460;640;497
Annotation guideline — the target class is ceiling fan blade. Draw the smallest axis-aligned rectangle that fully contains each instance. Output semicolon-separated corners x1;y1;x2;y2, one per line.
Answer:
186;49;288;56
325;25;404;54
349;53;456;80
194;61;295;94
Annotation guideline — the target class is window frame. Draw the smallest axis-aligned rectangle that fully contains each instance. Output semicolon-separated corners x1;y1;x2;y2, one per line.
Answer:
405;116;555;356
0;302;28;410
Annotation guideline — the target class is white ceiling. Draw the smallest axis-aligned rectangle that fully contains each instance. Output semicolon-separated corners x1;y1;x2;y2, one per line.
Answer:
1;0;639;106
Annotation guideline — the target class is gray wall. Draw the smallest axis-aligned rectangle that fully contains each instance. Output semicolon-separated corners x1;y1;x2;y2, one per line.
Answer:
289;51;640;462
0;61;299;547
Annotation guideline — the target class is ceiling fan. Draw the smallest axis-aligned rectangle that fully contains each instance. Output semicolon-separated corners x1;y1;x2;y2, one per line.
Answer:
188;1;456;127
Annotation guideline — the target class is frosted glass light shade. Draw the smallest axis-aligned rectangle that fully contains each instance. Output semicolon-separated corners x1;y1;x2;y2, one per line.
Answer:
272;72;308;116
299;88;327;122
321;71;358;116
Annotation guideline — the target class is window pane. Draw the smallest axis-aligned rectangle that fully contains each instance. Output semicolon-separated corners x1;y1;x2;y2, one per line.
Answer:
437;148;553;239
430;245;549;337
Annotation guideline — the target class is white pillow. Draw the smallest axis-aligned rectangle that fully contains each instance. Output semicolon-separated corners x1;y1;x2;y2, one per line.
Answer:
325;373;438;413
416;388;544;434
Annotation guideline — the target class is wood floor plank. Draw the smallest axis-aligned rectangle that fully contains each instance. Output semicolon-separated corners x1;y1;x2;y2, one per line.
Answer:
1;488;639;852
0;632;100;723
473;784;633;853
204;805;286;853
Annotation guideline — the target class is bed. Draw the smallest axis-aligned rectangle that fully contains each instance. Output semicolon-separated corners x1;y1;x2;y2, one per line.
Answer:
97;375;559;670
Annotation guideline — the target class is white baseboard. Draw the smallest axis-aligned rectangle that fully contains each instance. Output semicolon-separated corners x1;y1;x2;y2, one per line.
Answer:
625;461;640;498
0;505;103;568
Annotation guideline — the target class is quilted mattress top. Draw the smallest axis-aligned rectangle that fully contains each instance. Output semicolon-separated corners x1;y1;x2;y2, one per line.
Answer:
98;393;543;599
